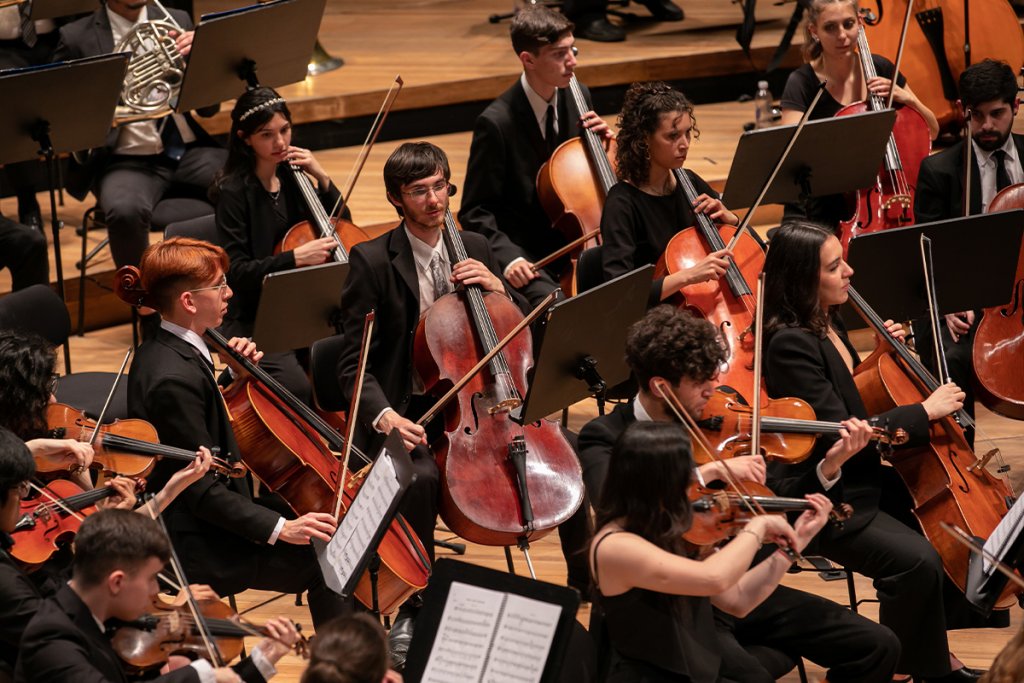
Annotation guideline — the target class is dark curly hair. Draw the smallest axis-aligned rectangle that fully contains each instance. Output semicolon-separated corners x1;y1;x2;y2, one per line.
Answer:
615;81;698;186
300;614;388;683
762;221;835;340
625;305;727;389
0;427;35;509
959;59;1019;109
211;86;292;201
0;330;56;440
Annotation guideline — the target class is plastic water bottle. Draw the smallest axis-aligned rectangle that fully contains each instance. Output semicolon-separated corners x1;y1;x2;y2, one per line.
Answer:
754;80;773;129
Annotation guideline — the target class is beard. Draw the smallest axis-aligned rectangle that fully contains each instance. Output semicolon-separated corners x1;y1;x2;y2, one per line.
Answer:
974;128;1011;153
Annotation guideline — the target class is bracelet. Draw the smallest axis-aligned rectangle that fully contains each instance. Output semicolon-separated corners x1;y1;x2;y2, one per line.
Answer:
737;528;762;544
775;548;798;564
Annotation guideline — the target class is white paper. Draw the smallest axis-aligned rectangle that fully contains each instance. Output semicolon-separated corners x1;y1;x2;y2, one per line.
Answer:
481;594;561;682
983;490;1024;577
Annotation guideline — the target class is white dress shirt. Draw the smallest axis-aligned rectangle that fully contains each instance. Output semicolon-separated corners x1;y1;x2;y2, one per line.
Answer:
0;7;53;41
974;134;1024;212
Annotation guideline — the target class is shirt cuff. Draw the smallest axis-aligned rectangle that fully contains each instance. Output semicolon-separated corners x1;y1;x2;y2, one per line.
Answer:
816;460;841;491
693;464;709;488
372;407;394;434
251;642;279;681
503;257;527;278
267;517;286;545
191;659;215;683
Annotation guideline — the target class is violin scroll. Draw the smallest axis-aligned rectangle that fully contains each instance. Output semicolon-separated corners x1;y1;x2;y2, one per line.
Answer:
114;265;151;308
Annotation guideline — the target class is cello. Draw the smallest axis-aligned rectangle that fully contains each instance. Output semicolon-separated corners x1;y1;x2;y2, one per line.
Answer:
414;209;584;558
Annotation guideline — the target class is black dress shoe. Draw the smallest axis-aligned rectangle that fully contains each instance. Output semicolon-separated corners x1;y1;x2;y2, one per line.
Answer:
19;206;42;233
574;16;626;42
922;666;985;682
387;614;415;672
639;0;684;21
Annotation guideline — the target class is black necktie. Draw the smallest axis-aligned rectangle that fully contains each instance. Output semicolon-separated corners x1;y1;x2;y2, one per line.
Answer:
19;2;37;48
161;117;186;162
994;149;1012;192
545;103;556;156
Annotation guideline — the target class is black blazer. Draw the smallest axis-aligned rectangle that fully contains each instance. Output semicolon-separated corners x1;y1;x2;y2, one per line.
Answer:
337;226;504;448
576;401;636;506
459;79;590;270
915;132;1024;221
0;540;42;678
763;326;930;536
127;329;281;582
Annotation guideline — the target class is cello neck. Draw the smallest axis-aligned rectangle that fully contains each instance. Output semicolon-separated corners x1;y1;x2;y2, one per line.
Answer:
289;166;349;264
567;76;617;195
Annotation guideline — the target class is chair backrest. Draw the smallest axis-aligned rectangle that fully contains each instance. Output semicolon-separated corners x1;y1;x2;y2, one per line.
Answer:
0;284;71;346
164;214;218;243
309;333;347;412
575;246;604;294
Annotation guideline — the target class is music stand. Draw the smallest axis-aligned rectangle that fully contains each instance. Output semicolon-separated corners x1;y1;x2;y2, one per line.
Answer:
963;492;1024;614
403;558;581;683
176;0;326;111
251;261;348;354
313;430;417;602
0;54;128;373
511;266;652;425
842;210;1024;323
722;110;896;208
29;0;98;20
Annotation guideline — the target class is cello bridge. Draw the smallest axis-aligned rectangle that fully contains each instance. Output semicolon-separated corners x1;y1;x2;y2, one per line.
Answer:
968;448;1001;474
881;194;912;210
488;397;523;415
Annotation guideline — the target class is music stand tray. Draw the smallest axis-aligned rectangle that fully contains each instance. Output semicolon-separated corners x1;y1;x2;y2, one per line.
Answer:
176;0;327;112
513;266;652;425
722;109;896;208
251;261;348;354
29;0;99;21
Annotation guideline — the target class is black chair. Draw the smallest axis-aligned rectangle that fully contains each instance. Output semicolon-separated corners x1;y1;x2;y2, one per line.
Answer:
164;213;217;243
308;333;347;412
0;284;71;346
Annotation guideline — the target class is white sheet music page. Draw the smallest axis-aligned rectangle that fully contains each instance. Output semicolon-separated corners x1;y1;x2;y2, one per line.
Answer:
983;490;1024;576
481;593;561;682
316;451;400;594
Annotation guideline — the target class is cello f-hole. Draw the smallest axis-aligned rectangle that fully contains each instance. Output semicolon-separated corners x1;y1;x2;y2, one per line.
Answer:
947;448;972;495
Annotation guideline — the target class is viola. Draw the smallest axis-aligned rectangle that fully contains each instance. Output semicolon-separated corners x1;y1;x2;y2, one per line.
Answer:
536;75;616;296
685;480;852;546
849;286;1020;607
656;168;766;402
836;10;930;256
696;386;909;464
414;209;585;548
43;403;246;480
10;478;145;568
972;188;1024;420
110;596;309;673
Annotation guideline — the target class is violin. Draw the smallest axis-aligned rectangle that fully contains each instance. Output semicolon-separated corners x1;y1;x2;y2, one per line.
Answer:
696;386;909;465
836;9;930;256
849;286;1020;607
10;478;145;569
110;596;308;673
536;74;615;296
43;403;246;480
414;209;584;548
656;168;766;402
685;480;853;547
972;187;1024;420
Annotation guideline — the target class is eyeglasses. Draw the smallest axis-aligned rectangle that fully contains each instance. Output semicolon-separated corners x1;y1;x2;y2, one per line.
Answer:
401;181;450;201
189;276;229;294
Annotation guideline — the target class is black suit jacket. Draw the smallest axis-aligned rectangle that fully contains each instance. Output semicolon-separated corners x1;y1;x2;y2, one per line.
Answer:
459;79;591;270
915;132;1024;221
127;329;281;583
576;401;635;506
763;326;930;536
0;539;42;678
337;226;505;448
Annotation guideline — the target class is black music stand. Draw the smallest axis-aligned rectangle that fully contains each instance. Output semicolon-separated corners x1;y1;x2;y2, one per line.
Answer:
511;266;652;425
842;210;1024;323
176;0;326;111
313;430;417;604
29;0;98;20
403;558;580;683
964;493;1024;615
251;261;348;354
0;54;128;373
722;110;896;208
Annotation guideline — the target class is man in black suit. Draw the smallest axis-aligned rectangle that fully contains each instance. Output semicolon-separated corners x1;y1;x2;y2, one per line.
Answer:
14;509;298;683
914;59;1024;427
460;6;612;307
54;0;225;268
579;306;902;683
127;237;348;628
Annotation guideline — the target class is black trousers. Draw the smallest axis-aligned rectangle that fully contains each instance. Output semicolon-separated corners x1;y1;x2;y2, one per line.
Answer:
0;216;48;290
715;584;900;683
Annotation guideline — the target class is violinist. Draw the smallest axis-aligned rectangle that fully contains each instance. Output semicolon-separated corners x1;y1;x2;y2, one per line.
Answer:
589;421;835;682
213;86;346;404
600;81;738;305
460;5;612;307
126;237;349;628
778;0;939;228
579;305;900;683
761;221;989;682
14;509;299;683
913;59;1024;427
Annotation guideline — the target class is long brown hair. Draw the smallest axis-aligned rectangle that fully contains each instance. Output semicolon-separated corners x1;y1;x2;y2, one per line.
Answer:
615;81;698;186
762;221;835;340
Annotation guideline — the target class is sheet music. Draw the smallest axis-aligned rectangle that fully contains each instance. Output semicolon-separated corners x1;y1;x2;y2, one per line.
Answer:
316;451;400;595
420;582;562;683
983;490;1024;576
